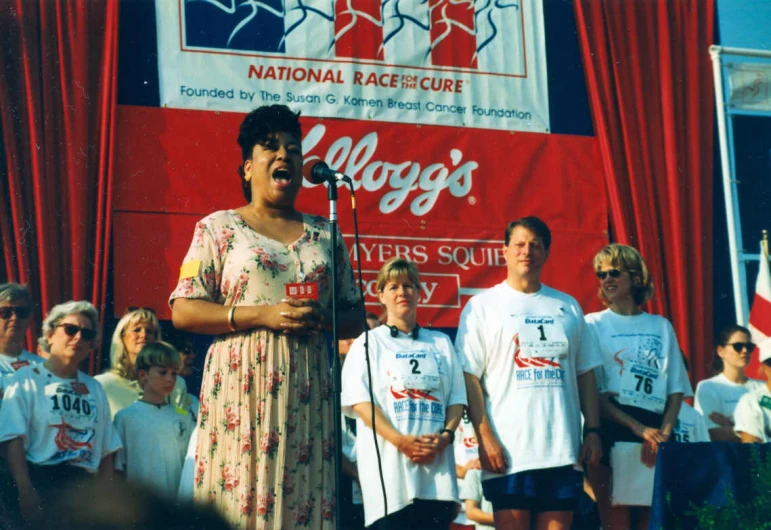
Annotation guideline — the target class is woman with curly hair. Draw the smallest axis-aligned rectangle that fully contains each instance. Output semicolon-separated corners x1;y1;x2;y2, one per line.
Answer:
170;104;363;528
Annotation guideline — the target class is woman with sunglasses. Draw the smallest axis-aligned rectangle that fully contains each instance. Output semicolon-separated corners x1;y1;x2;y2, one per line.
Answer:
96;308;189;418
0;301;121;524
0;283;44;405
584;244;691;530
694;325;763;442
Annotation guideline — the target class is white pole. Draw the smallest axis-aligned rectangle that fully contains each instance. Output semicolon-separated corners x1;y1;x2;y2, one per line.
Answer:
710;45;750;324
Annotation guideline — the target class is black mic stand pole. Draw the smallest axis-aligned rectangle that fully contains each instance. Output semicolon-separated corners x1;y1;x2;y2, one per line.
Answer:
328;179;344;530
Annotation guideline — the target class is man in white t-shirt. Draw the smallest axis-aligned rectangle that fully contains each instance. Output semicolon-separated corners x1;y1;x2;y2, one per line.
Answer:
734;338;771;443
456;217;603;530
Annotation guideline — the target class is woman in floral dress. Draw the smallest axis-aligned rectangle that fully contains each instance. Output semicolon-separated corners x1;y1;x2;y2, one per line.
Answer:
170;105;363;529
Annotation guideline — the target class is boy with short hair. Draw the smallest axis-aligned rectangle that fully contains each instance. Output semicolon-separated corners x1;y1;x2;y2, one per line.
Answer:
114;342;195;499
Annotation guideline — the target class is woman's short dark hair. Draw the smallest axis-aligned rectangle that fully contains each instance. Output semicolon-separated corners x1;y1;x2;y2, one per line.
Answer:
504;217;551;250
236;105;302;202
712;324;752;374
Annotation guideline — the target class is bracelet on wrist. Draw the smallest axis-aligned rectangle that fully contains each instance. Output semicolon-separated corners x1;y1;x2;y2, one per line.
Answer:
440;429;455;444
227;306;237;332
583;426;602;436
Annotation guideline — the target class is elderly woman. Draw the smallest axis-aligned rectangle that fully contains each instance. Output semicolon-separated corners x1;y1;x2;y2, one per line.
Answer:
0;283;44;402
170;104;363;529
95;308;188;418
341;257;466;530
584;244;691;530
0;301;121;523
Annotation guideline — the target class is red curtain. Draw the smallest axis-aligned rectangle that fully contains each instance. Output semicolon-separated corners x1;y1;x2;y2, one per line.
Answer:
574;0;715;384
0;0;119;373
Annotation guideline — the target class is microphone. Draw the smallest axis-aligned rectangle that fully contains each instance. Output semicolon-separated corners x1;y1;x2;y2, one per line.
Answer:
303;160;351;185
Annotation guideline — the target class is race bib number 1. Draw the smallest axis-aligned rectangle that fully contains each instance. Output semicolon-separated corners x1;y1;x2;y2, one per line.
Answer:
516;315;569;358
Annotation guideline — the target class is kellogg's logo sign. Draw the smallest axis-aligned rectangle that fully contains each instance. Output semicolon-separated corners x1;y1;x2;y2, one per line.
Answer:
302;123;477;216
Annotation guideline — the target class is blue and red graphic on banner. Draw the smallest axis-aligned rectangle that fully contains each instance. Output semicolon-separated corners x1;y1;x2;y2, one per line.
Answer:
156;0;549;131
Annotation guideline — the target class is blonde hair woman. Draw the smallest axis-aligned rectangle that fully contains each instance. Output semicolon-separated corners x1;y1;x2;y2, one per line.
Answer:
95;309;187;418
342;258;467;529
584;244;691;530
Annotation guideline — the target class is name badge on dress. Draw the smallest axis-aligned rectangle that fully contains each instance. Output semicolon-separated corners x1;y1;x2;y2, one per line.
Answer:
285;282;319;301
516;315;569;358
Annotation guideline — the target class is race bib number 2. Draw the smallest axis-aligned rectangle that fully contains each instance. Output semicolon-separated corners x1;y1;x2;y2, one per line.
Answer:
516;315;569;358
389;350;441;391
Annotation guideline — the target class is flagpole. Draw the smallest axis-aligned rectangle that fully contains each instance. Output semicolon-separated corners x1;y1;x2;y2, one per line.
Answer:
763;230;768;258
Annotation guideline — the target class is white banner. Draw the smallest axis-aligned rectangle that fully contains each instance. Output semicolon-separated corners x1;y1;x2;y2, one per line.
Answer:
155;0;550;132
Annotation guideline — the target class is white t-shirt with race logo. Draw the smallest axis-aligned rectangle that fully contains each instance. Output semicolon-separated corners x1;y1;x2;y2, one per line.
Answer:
0;364;121;472
341;326;467;527
453;414;479;525
0;350;44;404
734;385;771;442
456;282;602;479
114;400;195;499
695;374;765;430
672;403;710;443
584;309;692;413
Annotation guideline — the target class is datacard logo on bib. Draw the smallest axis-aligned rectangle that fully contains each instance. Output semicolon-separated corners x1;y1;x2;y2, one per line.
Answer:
156;0;550;131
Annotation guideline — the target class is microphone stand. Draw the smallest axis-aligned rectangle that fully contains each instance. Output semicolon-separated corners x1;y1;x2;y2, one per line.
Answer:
327;179;344;530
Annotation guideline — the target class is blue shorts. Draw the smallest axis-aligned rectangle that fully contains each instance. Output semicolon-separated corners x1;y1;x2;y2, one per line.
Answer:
482;465;582;513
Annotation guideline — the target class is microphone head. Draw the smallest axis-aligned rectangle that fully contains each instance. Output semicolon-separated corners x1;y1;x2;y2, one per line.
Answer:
302;160;329;185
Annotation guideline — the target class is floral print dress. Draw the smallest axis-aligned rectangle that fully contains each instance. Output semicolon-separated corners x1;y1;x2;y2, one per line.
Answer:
170;210;360;529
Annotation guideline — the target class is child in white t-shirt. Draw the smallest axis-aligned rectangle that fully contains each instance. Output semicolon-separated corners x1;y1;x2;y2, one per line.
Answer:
114;342;195;499
734;338;771;443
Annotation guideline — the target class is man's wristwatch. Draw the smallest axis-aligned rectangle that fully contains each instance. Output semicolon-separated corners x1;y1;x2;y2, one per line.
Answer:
440;429;455;444
583;426;602;436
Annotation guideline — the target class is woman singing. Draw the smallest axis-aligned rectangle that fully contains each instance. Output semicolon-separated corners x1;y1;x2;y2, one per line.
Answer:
170;104;363;529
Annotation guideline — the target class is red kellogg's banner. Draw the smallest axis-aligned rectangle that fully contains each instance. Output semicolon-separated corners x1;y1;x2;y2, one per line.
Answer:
113;106;607;326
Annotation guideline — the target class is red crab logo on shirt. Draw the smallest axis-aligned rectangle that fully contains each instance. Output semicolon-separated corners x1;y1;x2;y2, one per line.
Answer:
54;421;94;452
512;333;562;368
389;387;440;402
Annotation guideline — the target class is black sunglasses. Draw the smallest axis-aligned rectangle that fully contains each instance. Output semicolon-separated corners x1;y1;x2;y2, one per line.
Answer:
727;342;756;353
596;269;623;280
0;306;32;320
57;324;97;341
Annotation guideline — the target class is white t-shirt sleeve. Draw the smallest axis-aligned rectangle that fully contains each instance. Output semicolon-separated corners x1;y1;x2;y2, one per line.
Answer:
443;336;468;408
113;412;127;471
0;372;30;444
692;409;711;443
733;392;764;440
575;317;603;375
460;468;483;502
456;301;486;379
99;388;123;458
341;338;372;416
694;380;721;430
664;322;692;397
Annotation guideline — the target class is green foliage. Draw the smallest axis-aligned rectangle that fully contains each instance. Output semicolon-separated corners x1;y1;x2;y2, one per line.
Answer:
669;446;771;530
